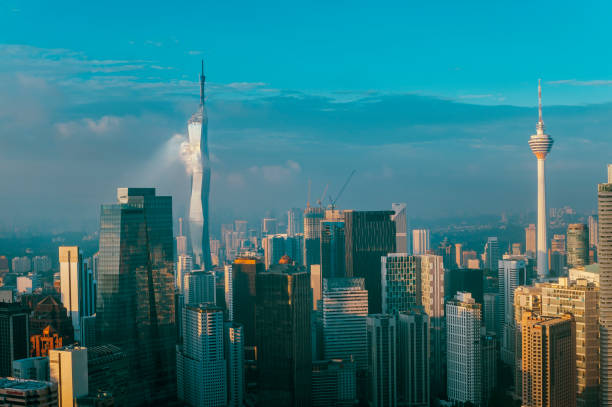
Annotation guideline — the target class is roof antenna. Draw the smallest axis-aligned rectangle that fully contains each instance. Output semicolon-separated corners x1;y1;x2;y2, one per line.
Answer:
536;79;545;134
200;59;205;105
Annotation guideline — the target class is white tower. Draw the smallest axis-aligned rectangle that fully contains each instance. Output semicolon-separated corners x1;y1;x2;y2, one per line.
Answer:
528;80;554;279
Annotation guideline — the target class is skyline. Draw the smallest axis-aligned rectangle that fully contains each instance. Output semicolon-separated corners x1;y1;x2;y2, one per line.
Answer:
2;2;612;231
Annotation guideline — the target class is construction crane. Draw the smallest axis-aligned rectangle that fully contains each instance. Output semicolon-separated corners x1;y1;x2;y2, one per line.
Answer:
317;184;329;207
329;170;356;211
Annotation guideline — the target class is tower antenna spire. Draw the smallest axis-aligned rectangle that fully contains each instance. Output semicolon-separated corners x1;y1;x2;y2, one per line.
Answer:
538;78;543;123
199;59;205;105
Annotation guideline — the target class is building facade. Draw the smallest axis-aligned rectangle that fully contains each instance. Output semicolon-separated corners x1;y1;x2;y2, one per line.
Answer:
397;308;430;407
411;229;430;255
230;257;263;347
381;254;419;315
599;164;612;404
49;346;88;407
567;223;589;268
367;314;397;407
0;302;29;377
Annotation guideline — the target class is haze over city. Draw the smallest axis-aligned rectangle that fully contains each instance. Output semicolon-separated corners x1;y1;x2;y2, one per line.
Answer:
2;1;612;233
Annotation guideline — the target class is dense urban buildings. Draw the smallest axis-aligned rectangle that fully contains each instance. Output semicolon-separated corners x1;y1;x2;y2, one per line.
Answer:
498;257;527;364
96;188;176;405
186;62;213;270
380;254;419;314
0;302;29;377
397;308;430;407
367;314;397;407
528;81;554;279
229;257;263;347
344;210;395;313
311;359;357;407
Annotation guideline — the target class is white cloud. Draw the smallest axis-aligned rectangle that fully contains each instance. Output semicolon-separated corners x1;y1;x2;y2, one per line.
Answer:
249;160;302;183
55;116;123;138
547;79;612;86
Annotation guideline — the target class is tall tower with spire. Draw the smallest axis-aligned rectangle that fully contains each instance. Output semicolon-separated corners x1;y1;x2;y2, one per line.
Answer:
528;80;554;279
187;61;212;269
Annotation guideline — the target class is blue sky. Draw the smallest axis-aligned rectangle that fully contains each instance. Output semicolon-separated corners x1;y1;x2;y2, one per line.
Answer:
1;1;611;232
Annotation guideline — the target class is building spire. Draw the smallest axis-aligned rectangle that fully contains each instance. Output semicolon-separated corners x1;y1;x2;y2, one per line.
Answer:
536;79;545;134
199;60;205;106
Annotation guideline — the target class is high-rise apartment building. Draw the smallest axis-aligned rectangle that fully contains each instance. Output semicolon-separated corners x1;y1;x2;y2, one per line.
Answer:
186;63;213;270
539;278;599;406
397;308;430;407
96;188;176;405
49;346;88;407
446;292;481;407
177;304;226;407
567;223;589;267
412;229;430;255
381;254;419;314
345;210;396;313
498;257;527;365
224;322;244;407
320;216;345;279
311;359;357;407
59;246;95;345
513;285;543;399
599;164;612;404
392;203;410;254
256;263;311;406
230;257;263;347
32;256;51;274
322;278;368;370
367;314;397;407
520;312;575;407
0;302;29;377
550;234;567;277
418;254;445;398
455;243;463;268
183;270;216;305
525;224;536;258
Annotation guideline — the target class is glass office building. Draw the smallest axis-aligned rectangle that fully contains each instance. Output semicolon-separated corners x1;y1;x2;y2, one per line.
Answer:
96;188;176;406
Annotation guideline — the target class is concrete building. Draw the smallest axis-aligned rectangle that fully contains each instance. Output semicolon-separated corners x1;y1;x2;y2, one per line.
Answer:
599;164;612;404
569;264;600;286
345;210;396;313
525;224;536;258
397;308;429;407
224;322;244;407
11;256;31;274
381;254;419;314
412;229;430;255
513;285;543;399
446;292;481;406
177;304;226;407
528;81;554;279
0;377;57;407
567;223;589;267
367;314;397;407
49;346;89;407
12;357;49;381
311;265;322;310
520;312;575;407
539;277;599;406
311;359;357;407
59;246;95;345
322;278;368;370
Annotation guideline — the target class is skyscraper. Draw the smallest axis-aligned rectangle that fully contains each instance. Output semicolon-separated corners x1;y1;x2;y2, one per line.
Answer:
513;285;543;399
380;254;419;314
498;257;527;365
599;164;612;405
176;253;193;293
367;314;397;407
311;359;358;407
418;254;445;399
344;210;396;313
412;229;430;255
397;308;430;407
539;277;599;406
287;208;304;237
588;215;598;249
481;333;497;406
528;80;554;279
49;346;89;407
520;312;575;407
484;237;500;272
256;263;311;406
230;257;263;347
186;62;213;270
177;304;226;407
0;302;29;377
59;246;95;344
304;207;325;272
322;278;368;370
320;214;345;279
392;203;410;254
446;292;481;407
567;223;589;267
224;322;244;407
96;188;176;405
183;270;216;305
